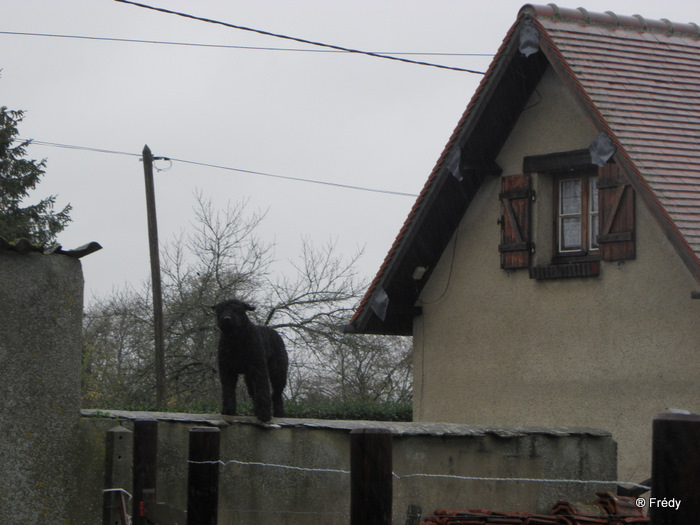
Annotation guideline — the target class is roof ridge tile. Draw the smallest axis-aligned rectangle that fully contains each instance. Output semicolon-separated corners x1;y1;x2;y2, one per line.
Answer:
604;10;620;28
524;4;700;37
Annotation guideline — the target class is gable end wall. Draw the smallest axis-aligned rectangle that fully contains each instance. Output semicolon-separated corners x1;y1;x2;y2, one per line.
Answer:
413;67;700;482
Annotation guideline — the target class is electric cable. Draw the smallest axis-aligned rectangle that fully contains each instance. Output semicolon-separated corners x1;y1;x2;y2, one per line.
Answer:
168;156;418;197
23;139;419;198
112;0;486;74
0;30;493;58
28;140;141;158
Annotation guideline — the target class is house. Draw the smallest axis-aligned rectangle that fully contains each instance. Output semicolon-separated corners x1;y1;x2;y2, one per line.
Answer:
347;4;700;482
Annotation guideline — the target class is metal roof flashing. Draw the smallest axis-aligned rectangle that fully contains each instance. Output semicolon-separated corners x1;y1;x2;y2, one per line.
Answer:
0;236;102;259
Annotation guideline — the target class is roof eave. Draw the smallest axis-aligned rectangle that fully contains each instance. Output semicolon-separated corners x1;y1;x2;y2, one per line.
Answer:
349;11;544;335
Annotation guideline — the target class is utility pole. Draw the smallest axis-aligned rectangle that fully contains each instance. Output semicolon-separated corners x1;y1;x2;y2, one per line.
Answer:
142;145;166;407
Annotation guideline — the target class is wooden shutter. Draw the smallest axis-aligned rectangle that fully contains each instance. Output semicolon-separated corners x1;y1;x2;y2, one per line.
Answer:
499;173;532;269
597;163;635;261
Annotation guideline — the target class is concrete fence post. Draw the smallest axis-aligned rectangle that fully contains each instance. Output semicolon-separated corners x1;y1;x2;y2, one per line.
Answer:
102;425;133;525
350;428;392;525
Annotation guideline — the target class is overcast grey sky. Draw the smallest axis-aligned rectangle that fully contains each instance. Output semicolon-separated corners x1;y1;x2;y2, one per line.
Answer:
3;0;700;303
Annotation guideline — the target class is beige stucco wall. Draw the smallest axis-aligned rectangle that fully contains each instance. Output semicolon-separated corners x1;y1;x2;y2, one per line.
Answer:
413;66;700;483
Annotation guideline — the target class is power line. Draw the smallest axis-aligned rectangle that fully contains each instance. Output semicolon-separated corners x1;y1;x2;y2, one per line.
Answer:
24;139;419;198
29;140;142;158
0;30;493;58
168;157;419;197
112;0;486;75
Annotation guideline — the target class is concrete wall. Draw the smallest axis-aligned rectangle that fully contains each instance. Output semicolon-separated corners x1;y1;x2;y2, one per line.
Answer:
79;411;617;524
0;251;84;524
413;66;700;482
0;247;619;523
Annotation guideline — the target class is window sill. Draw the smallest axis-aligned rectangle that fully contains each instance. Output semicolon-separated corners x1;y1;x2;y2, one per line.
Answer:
551;253;600;264
529;260;600;280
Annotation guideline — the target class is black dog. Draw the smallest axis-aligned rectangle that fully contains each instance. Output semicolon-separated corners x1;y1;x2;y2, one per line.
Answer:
212;299;288;422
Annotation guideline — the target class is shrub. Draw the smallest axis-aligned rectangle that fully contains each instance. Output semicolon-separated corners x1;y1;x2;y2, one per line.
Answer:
85;398;413;422
283;399;412;421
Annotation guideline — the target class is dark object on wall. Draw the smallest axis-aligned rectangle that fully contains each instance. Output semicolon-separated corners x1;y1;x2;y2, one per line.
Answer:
132;419;158;525
350;428;392;525
212;299;288;422
651;412;700;525
187;427;220;525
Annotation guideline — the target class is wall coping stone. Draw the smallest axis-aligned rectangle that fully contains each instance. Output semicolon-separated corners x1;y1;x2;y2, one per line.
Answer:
81;409;611;438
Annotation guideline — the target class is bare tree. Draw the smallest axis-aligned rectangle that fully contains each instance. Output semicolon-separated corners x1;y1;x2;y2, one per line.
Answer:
83;193;270;408
264;239;412;404
82;287;154;407
295;334;413;403
82;192;412;411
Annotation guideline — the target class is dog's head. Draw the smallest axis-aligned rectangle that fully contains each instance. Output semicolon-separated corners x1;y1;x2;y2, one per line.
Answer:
211;299;256;331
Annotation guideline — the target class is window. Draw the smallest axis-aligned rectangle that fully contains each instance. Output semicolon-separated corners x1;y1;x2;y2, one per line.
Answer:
507;149;636;279
555;168;598;258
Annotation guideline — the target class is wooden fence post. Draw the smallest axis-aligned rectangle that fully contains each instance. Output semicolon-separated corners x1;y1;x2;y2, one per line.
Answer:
132;419;158;525
651;412;700;525
187;427;221;525
350;428;392;525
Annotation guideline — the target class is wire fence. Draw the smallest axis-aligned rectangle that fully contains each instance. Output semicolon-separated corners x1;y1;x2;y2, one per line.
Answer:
106;421;659;525
189;457;651;489
178;457;652;523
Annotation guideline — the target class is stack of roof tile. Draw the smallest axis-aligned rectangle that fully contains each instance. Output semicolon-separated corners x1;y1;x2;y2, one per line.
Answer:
421;492;648;525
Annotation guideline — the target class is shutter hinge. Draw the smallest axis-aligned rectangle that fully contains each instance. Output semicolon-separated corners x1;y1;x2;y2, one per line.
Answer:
531;189;537;202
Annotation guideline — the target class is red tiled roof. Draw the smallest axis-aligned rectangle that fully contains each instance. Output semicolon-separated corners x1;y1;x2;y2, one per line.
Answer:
529;4;700;269
349;4;700;335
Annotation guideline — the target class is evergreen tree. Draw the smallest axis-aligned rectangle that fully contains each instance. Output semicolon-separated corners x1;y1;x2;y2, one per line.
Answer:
0;106;71;246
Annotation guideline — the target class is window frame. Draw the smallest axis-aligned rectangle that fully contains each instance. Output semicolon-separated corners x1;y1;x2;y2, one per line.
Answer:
552;167;600;262
517;149;635;279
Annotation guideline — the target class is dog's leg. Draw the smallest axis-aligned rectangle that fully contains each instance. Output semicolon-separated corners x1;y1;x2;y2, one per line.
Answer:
268;348;288;418
244;374;256;400
269;364;287;418
221;373;238;416
247;369;272;422
271;386;285;418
